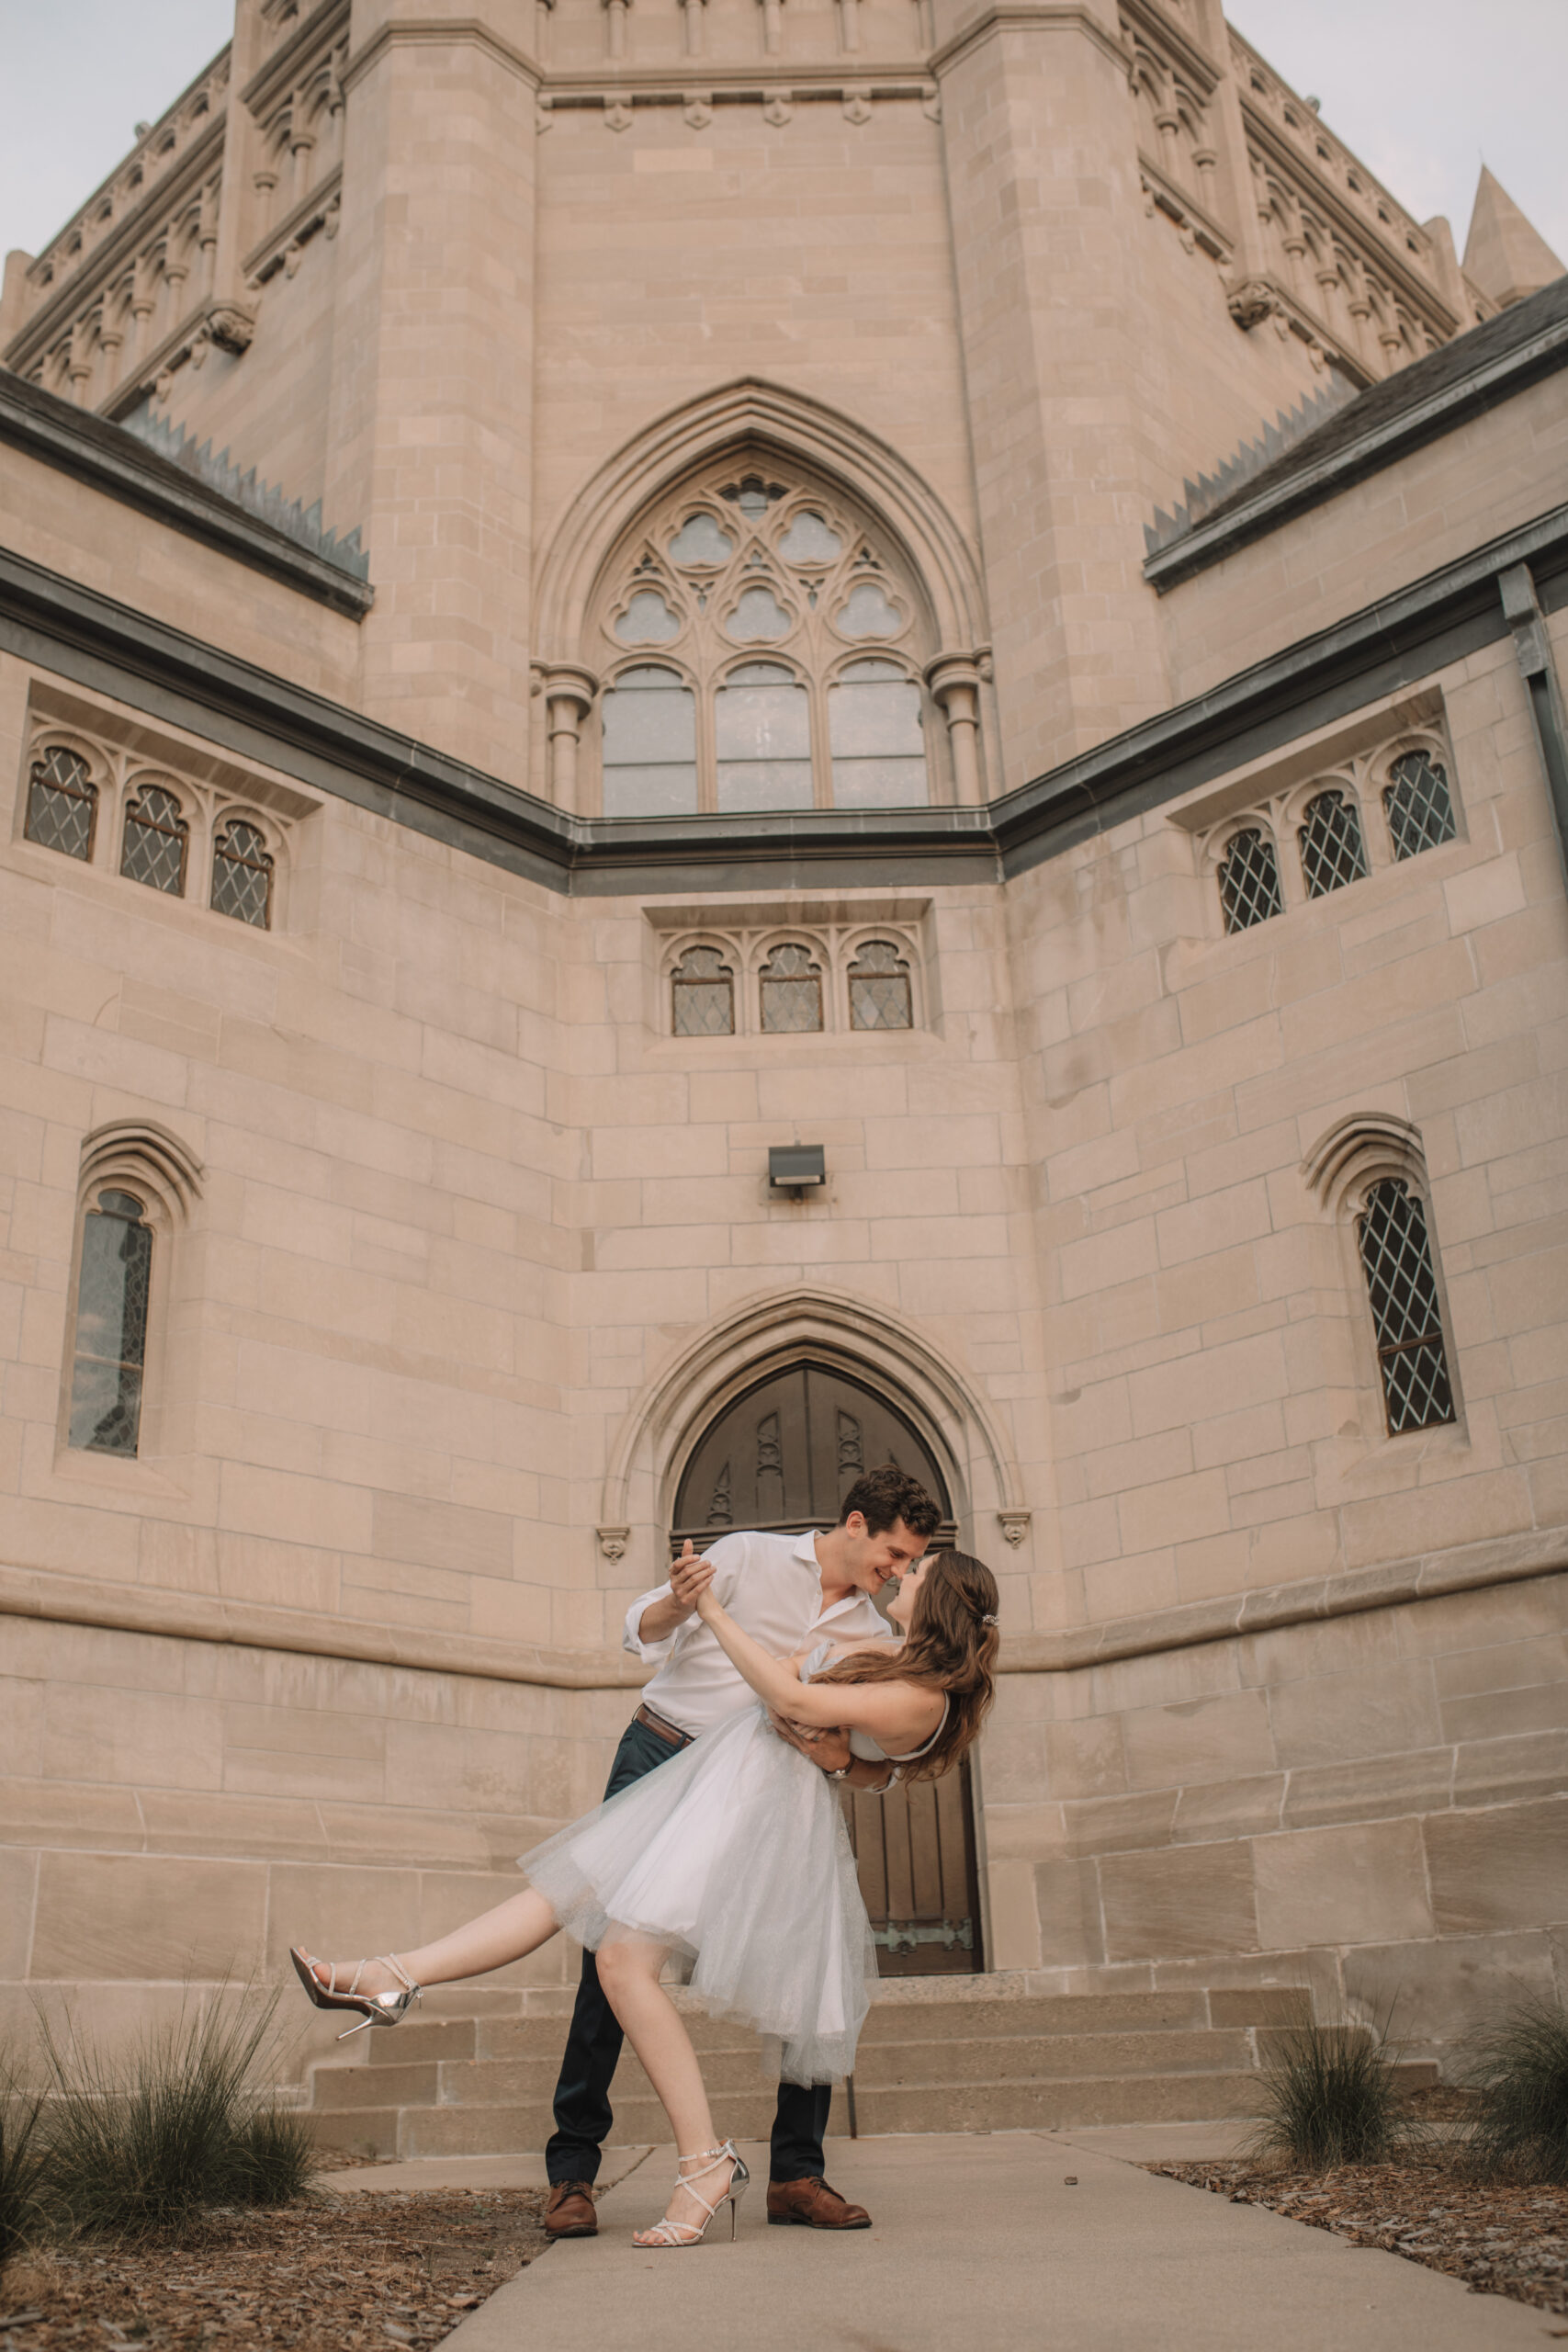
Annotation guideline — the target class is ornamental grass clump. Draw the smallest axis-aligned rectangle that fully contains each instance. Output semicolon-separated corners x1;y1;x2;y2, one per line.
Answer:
0;2064;51;2264
1462;1995;1568;2185
36;1986;314;2244
1247;2005;1420;2169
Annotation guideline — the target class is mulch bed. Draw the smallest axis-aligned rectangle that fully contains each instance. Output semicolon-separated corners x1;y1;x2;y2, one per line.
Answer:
0;2184;557;2352
1145;2155;1568;2317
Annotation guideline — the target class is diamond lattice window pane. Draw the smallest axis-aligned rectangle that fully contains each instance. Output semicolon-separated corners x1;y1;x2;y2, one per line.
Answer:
1299;789;1369;898
25;745;96;860
849;940;912;1030
211;820;274;927
68;1188;151;1456
1357;1178;1456;1435
760;942;823;1033
120;784;187;895
1217;827;1283;933
671;945;734;1036
1384;751;1456;861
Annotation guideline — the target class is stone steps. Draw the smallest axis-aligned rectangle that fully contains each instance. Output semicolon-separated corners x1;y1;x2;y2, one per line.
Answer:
305;1977;1437;2157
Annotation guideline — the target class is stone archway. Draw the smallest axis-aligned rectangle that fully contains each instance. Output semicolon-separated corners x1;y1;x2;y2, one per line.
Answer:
672;1360;955;1545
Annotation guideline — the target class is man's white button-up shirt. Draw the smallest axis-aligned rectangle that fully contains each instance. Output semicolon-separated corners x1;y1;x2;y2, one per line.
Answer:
622;1527;894;1737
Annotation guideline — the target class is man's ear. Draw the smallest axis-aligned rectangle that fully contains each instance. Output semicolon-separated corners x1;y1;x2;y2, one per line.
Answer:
843;1511;866;1539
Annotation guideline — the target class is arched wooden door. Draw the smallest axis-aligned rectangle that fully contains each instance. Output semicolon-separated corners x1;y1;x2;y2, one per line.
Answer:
673;1363;983;1977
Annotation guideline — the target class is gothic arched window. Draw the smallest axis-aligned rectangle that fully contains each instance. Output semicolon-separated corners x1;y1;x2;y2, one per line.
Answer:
68;1188;152;1455
211;818;275;927
759;942;823;1033
848;940;913;1031
25;744;97;861
1383;750;1456;861
120;780;188;896
1299;787;1369;899
594;468;936;816
671;944;735;1036
1357;1178;1456;1435
1217;826;1284;933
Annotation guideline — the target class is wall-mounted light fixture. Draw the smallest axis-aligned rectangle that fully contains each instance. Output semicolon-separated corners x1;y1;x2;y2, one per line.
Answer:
768;1144;827;1196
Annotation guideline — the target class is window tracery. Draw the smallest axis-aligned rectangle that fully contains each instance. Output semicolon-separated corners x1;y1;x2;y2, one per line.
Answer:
1186;722;1463;936
657;916;925;1038
593;466;936;816
17;711;307;933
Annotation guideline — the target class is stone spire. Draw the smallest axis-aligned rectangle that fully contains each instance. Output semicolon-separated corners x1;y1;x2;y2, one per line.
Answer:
1461;165;1566;310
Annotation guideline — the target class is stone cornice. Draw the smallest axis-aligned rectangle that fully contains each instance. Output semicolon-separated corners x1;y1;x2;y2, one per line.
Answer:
1239;107;1459;336
4;1528;1561;1692
1003;1528;1568;1677
1117;0;1221;96
341;16;541;96
930;3;1130;81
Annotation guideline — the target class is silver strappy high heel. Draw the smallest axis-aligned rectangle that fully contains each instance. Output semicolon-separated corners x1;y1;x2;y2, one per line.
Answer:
289;1948;422;2039
632;2139;750;2246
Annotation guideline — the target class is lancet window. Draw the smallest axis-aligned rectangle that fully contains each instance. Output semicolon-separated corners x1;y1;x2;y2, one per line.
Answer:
120;781;188;896
1383;750;1456;861
594;468;936;817
1217;826;1284;933
25;745;97;860
1299;788;1369;898
68;1188;152;1456
1357;1179;1456;1435
211;818;275;928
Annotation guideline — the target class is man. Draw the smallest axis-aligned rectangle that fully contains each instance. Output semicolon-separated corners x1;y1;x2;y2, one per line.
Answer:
544;1464;942;2238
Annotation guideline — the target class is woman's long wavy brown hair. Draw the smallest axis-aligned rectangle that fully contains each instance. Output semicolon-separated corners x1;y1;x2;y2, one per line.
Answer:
812;1549;999;1783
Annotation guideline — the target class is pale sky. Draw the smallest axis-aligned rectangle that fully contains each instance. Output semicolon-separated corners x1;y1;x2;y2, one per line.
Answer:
0;0;1563;271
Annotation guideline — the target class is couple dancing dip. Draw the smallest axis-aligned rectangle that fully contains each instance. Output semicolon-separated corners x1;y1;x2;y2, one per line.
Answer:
292;1468;998;2247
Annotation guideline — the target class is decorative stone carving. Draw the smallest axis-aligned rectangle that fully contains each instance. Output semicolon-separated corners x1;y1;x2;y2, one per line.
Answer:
997;1510;1031;1549
207;305;255;356
762;90;793;127
683;91;713;130
597;1525;631;1564
842;85;872;126
1225;276;1280;330
604;99;633;132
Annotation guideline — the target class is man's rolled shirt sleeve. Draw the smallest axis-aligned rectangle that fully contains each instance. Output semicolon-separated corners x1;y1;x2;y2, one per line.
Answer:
623;1580;677;1662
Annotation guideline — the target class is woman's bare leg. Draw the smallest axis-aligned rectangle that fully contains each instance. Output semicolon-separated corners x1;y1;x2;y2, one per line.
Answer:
595;1938;736;2239
308;1890;561;1996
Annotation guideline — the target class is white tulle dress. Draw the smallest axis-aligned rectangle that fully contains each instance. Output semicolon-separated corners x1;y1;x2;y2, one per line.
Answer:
518;1643;946;2086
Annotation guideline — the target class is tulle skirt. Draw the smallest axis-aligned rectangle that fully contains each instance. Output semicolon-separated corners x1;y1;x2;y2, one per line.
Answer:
518;1702;878;2086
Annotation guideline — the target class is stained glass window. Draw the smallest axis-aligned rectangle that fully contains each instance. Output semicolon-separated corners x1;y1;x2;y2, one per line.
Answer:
68;1189;152;1456
1384;751;1456;861
25;744;97;860
120;782;187;896
671;945;734;1036
1358;1179;1456;1435
760;942;823;1033
211;819;274;928
1300;788;1369;898
848;939;912;1030
1218;827;1284;933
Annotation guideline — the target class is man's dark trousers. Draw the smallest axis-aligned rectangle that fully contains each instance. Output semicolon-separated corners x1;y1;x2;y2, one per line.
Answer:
544;1714;832;2187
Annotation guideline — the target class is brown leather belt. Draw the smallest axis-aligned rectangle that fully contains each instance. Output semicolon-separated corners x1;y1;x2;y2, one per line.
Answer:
634;1702;695;1750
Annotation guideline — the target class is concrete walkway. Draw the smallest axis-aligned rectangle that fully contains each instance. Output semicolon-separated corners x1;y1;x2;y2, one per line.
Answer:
431;2132;1553;2352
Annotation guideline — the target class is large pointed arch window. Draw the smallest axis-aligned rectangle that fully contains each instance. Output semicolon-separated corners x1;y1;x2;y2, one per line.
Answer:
592;466;938;816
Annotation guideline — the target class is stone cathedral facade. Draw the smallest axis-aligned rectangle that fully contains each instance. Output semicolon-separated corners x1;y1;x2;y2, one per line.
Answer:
1;0;1566;2084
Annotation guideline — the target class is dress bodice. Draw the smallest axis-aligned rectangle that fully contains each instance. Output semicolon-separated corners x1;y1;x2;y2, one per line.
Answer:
800;1640;948;1764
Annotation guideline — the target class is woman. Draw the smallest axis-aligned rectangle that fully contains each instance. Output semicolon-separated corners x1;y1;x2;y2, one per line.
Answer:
292;1547;998;2247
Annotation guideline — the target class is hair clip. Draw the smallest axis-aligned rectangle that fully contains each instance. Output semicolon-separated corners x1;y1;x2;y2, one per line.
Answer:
981;1611;998;1627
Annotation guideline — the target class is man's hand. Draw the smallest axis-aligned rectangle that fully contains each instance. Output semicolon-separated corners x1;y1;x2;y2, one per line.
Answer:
670;1540;716;1611
635;1540;716;1646
768;1709;852;1775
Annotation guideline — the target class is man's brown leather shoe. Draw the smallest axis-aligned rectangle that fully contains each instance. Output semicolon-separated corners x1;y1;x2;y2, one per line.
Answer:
766;2176;872;2229
544;2181;598;2237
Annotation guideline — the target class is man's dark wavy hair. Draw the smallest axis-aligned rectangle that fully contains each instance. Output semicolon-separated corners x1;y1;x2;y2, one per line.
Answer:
836;1464;942;1540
